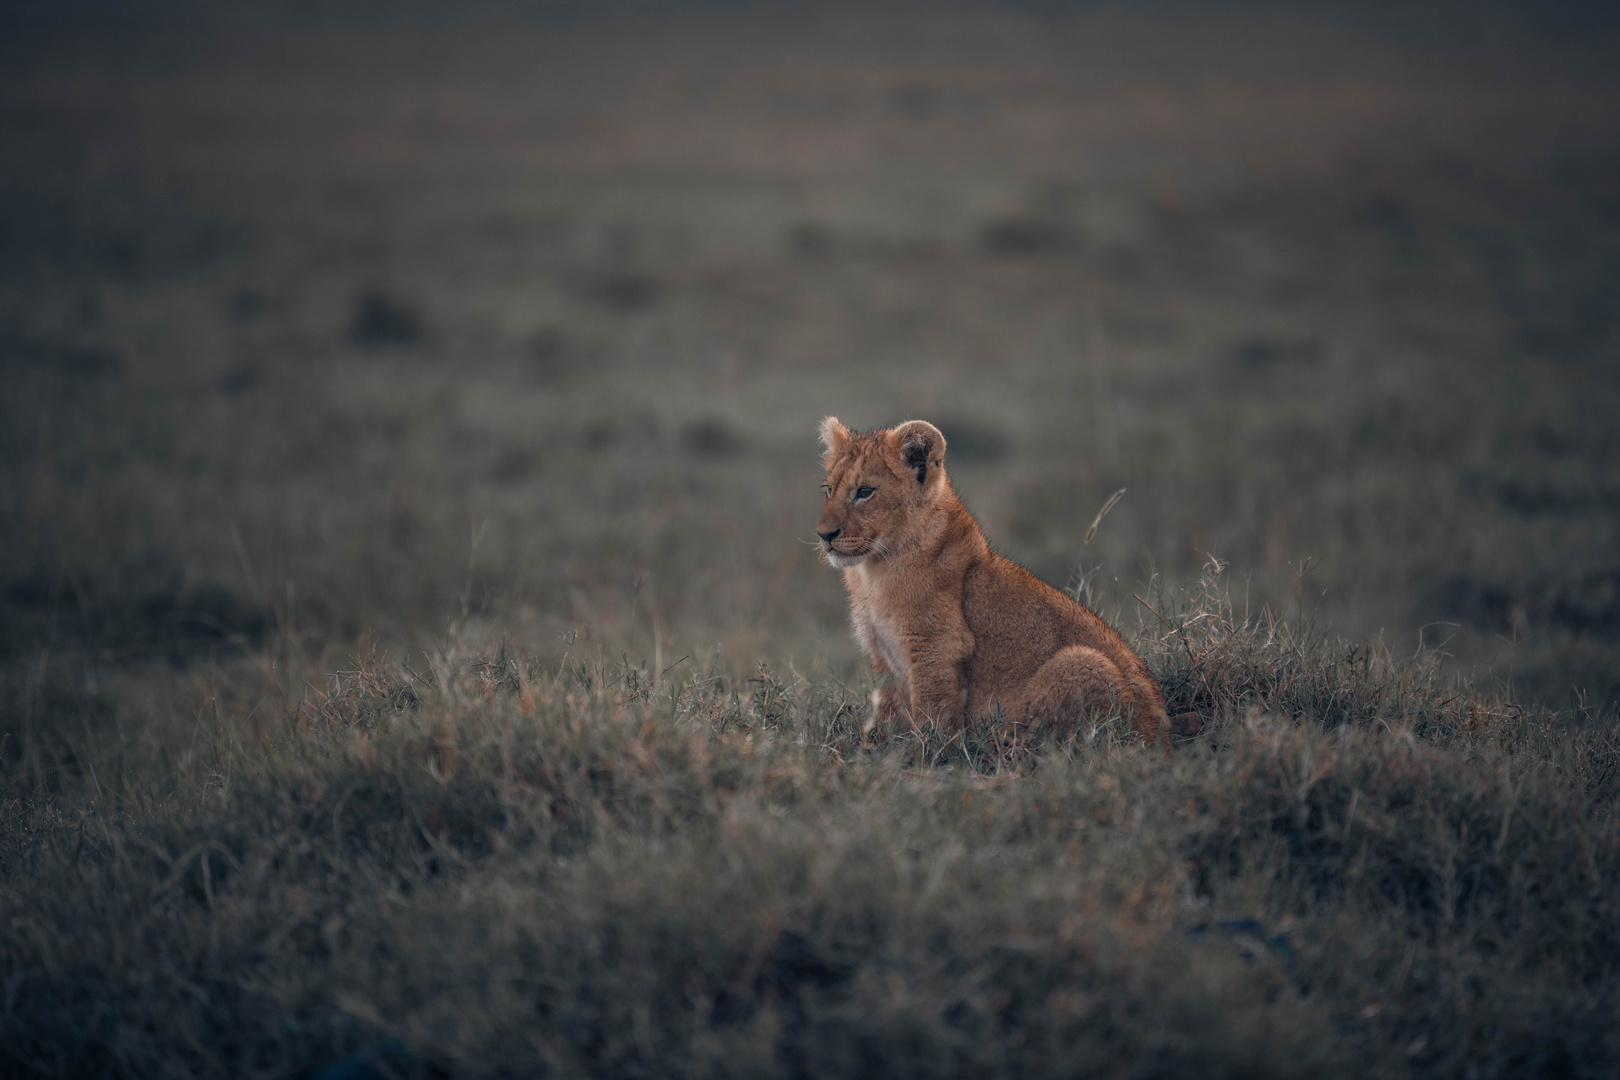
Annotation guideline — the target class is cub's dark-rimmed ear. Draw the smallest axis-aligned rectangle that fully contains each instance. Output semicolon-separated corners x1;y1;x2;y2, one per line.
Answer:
890;419;946;486
818;416;851;465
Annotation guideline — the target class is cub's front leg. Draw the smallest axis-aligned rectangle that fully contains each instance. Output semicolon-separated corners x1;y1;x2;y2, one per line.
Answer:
864;651;911;731
904;616;974;731
907;664;969;730
871;686;909;728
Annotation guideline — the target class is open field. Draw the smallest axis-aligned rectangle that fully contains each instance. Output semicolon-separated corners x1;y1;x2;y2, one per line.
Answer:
6;574;1620;1078
3;3;1619;1076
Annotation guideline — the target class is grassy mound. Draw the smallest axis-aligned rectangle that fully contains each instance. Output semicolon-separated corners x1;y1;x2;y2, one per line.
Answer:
3;576;1618;1079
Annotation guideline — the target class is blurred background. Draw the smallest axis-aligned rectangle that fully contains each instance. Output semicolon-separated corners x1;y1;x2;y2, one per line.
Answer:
2;0;1617;713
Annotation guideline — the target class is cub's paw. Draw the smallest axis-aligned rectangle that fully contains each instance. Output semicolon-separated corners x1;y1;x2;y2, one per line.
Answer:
868;687;909;736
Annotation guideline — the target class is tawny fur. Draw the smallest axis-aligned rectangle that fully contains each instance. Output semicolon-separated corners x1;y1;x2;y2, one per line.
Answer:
816;417;1170;741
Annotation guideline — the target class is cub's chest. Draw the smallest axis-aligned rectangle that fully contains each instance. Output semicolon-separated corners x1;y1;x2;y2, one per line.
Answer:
856;601;909;685
846;568;913;689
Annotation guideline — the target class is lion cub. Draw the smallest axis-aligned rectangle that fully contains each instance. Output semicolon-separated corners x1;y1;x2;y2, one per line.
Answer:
816;417;1169;740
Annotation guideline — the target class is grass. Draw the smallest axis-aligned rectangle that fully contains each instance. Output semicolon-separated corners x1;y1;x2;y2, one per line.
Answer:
5;567;1618;1079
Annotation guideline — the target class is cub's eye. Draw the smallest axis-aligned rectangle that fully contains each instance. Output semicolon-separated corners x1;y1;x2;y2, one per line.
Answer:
855;486;875;500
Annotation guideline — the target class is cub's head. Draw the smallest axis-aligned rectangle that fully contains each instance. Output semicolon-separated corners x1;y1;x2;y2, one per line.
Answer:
815;416;948;568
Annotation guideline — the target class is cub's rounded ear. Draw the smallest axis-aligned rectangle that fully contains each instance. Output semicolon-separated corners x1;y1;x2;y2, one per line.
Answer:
818;416;851;463
890;419;946;486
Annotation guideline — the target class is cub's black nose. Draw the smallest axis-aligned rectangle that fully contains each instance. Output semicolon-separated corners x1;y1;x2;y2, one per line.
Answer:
817;528;841;543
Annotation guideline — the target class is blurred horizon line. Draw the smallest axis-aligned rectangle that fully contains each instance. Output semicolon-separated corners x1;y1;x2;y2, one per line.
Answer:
4;0;1619;45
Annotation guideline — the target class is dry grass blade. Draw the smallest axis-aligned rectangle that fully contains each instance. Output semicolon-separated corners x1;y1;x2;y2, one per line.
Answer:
1083;487;1127;544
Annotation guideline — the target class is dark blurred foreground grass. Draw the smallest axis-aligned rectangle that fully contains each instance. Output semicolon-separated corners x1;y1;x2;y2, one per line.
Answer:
4;569;1618;1079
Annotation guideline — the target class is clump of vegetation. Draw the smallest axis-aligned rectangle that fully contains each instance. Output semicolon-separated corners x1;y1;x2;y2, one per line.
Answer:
4;570;1616;1079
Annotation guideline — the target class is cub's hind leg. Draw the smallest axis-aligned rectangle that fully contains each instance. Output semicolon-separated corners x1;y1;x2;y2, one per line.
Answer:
1019;645;1164;742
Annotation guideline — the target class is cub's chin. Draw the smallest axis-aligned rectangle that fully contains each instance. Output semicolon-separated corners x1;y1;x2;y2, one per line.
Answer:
823;548;868;569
